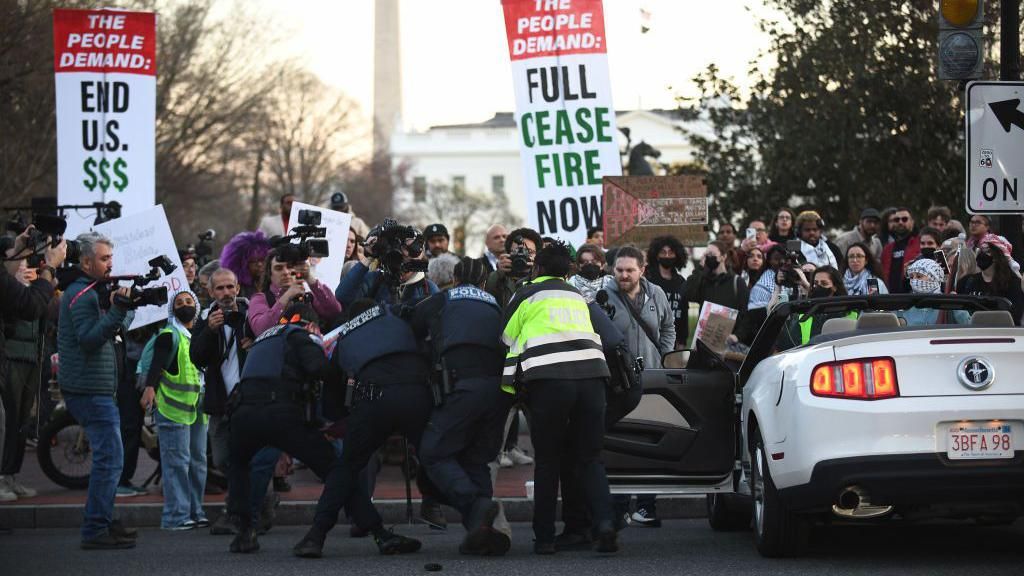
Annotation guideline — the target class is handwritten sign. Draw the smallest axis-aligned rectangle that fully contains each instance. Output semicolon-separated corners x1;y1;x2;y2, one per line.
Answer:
693;301;738;355
603;175;708;247
94;204;188;330
286;201;352;293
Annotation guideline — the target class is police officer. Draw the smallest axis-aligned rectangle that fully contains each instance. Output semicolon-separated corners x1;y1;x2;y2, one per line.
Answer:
292;298;432;558
410;257;513;555
226;303;418;556
502;242;619;555
557;293;643;549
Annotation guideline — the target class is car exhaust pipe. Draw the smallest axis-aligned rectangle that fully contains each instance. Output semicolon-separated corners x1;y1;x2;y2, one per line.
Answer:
832;485;894;519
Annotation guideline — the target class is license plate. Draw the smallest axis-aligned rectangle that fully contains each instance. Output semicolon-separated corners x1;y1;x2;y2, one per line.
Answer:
946;422;1014;460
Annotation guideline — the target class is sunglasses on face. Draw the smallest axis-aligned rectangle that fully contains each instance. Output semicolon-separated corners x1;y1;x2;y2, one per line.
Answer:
890;216;910;223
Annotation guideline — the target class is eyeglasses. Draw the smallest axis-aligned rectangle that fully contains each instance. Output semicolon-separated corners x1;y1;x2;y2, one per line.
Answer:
846;253;866;260
889;216;910;223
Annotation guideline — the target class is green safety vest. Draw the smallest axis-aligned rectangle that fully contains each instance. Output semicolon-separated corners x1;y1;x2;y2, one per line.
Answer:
155;326;202;425
501;276;608;394
798;311;859;345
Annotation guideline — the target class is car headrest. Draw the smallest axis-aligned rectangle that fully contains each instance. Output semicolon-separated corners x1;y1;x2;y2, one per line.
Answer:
855;312;900;330
820;317;857;335
970;310;1015;327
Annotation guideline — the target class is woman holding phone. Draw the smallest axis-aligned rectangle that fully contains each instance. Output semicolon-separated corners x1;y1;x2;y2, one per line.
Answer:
841;242;888;296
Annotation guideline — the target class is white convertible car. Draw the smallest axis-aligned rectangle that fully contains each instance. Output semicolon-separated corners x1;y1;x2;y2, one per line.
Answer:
602;294;1024;557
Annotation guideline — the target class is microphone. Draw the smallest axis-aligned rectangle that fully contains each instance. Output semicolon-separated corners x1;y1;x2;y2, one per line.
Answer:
596;289;615;320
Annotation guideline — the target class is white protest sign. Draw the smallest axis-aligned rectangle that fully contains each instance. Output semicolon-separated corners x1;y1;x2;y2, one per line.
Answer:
53;8;157;238
286;201;352;293
502;0;621;246
94;204;189;330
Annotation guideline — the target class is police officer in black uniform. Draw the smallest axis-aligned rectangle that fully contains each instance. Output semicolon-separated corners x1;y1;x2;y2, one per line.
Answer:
292;298;433;558
557;294;643;549
226;303;419;556
409;257;514;555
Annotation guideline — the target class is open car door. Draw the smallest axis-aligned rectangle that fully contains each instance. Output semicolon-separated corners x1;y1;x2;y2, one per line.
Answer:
602;341;739;494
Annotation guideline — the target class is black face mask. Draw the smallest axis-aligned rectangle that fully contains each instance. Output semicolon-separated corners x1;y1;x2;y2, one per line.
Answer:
579;263;603;281
658;257;677;270
704;256;720;271
173;306;196;323
920;247;936;259
809;286;834;299
976;251;994;271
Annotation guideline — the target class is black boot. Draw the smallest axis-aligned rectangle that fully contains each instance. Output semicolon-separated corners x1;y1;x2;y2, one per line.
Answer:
461;500;511;556
594;529;619;554
229;527;259;554
293;526;327;558
374;528;422;555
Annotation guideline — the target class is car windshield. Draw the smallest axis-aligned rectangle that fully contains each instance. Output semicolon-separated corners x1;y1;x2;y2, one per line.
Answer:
774;305;975;353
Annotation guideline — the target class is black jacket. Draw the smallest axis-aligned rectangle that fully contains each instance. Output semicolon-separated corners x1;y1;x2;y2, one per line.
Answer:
2;268;54;389
190;299;254;416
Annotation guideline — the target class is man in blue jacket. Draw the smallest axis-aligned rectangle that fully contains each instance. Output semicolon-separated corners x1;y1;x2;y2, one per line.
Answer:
57;232;137;550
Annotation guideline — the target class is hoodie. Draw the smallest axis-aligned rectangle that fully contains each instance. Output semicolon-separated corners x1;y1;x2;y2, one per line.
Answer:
605;277;675;369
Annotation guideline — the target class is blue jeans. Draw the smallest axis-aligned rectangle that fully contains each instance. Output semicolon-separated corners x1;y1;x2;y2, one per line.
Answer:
156;410;208;527
63;393;123;541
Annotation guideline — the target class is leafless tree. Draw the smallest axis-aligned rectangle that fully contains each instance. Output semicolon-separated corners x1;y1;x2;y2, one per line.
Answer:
400;181;520;255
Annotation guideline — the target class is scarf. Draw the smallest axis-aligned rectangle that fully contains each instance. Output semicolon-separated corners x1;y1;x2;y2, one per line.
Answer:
843;269;871;296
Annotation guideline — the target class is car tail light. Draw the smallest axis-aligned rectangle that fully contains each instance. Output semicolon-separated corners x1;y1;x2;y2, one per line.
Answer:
811;358;899;400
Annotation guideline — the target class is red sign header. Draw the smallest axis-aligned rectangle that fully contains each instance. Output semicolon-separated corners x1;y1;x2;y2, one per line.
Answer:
502;0;608;61
53;9;156;76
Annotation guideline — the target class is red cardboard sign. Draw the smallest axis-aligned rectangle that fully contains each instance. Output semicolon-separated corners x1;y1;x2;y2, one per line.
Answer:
53;8;156;76
502;0;608;61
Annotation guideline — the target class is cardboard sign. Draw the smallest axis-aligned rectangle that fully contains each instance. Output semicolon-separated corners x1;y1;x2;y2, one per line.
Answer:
603;175;708;247
286;202;352;293
693;301;738;355
53;8;157;237
501;0;621;246
93;205;189;330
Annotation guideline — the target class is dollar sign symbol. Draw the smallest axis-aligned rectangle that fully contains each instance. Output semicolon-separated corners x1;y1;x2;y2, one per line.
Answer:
98;158;111;193
113;158;129;192
83;158;98;192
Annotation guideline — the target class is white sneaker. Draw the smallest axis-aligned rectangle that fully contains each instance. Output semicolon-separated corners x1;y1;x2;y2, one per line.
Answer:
508;447;534;466
6;476;37;499
0;477;16;502
497;452;514;468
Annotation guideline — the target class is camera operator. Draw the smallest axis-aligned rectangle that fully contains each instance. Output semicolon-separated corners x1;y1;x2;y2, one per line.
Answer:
56;231;139;549
334;220;439;308
248;246;341;338
0;227;65;504
407;257;514;556
484;227;543;309
190;268;280;534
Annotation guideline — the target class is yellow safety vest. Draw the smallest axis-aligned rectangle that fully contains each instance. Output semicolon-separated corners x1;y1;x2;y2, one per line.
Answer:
155;327;202;425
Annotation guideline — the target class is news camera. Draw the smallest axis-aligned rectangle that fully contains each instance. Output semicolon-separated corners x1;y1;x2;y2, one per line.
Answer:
270;209;329;264
183;229;216;267
2;213;81;267
106;255;179;310
362;218;426;285
777;239;808;289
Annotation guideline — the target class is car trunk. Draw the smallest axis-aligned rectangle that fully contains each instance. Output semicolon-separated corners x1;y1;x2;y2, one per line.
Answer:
831;328;1024;397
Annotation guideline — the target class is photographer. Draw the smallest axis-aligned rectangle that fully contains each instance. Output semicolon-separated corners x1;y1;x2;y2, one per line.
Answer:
334;220;438;308
1;227;65;503
57;232;138;549
190;268;280;534
484;227;543;309
247;246;341;337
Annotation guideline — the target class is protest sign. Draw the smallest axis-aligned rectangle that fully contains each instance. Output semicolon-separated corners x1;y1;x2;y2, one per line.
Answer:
53;8;157;237
693;302;738;356
286;202;352;293
94;205;189;330
501;0;621;246
603;175;708;247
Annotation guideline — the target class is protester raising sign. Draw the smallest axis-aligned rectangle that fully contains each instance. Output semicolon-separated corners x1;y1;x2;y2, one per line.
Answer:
501;0;621;247
94;205;190;331
53;8;157;238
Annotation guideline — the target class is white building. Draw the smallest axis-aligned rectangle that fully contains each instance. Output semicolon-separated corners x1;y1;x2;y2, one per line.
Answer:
390;109;699;254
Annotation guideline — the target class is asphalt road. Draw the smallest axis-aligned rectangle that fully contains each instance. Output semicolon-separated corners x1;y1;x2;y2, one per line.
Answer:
2;519;1022;576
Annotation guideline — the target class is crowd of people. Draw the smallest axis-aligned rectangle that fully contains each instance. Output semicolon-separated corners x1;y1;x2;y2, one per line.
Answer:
0;192;1021;556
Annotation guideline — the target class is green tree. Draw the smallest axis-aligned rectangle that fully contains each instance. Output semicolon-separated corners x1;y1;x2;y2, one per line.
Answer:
680;0;1015;231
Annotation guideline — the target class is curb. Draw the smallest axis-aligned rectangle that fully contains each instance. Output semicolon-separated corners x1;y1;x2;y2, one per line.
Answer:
0;496;707;530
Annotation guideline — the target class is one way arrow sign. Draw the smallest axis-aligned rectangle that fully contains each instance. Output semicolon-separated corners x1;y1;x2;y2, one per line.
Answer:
966;82;1024;214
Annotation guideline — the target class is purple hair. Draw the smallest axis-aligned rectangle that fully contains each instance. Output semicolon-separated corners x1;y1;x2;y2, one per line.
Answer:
219;230;271;287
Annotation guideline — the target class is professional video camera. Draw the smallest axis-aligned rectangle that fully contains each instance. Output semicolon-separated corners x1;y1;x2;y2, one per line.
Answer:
2;213;81;267
270;209;329;263
184;229;216;267
778;239;808;289
105;255;178;309
362;218;426;285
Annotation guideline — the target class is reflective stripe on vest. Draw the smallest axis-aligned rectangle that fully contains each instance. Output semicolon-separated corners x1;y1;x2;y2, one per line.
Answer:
156;327;202;425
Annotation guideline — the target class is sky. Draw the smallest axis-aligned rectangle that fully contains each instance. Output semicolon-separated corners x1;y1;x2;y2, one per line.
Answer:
253;0;778;131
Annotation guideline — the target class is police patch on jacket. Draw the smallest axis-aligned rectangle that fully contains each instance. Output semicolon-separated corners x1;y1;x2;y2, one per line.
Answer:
337;305;384;338
446;286;498;307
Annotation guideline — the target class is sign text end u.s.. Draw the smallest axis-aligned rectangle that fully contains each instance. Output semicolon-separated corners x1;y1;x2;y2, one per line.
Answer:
966;81;1024;214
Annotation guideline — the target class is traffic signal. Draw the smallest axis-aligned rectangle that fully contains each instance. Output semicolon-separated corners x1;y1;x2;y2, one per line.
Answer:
938;0;984;80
